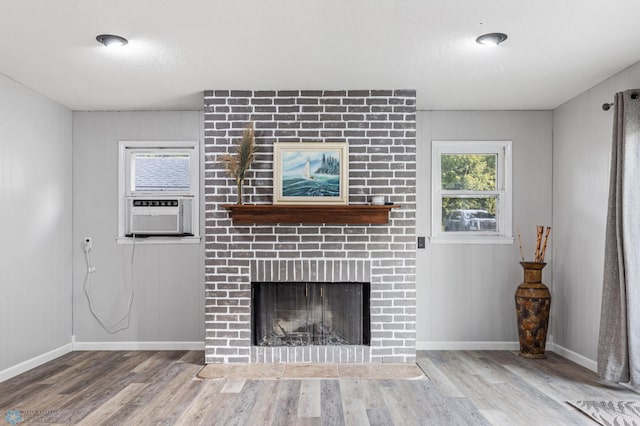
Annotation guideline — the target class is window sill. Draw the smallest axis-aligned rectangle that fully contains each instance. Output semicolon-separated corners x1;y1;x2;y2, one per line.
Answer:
429;235;514;245
116;236;201;245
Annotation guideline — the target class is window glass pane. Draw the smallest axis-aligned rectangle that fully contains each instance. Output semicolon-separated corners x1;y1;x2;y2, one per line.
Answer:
442;197;497;232
441;154;497;191
132;153;190;192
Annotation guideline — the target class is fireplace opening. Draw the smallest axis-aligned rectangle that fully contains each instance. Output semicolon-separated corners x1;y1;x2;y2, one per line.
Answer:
252;282;370;347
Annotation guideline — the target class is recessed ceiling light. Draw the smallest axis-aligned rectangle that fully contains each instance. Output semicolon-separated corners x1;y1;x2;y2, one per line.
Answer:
96;34;128;48
476;33;508;47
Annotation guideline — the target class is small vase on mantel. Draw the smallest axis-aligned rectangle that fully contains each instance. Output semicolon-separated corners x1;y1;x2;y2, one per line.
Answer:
236;180;244;205
515;262;551;359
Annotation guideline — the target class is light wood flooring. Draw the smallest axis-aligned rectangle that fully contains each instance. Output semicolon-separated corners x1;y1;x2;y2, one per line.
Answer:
1;350;638;425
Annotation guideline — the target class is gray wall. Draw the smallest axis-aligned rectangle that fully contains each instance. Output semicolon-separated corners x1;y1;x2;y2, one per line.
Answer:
552;61;640;364
0;74;72;373
416;111;553;347
72;111;204;346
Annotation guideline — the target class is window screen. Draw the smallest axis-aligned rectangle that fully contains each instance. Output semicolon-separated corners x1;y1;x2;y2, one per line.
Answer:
131;153;190;192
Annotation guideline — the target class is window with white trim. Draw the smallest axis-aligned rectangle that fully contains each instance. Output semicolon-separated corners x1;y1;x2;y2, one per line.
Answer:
117;141;200;242
431;140;512;244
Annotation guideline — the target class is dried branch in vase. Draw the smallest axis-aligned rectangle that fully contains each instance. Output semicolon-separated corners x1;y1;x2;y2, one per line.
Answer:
517;227;525;262
219;121;255;204
533;226;541;262
517;225;551;263
539;226;551;262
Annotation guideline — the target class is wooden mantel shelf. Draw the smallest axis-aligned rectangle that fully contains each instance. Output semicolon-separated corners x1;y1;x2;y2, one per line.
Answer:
221;204;400;225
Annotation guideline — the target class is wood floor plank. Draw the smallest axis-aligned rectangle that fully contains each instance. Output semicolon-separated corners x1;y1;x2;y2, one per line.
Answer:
502;361;593;401
245;380;281;425
220;378;246;393
490;356;616;424
0;383;52;411
130;350;185;381
89;357;194;424
366;407;394;426
177;349;205;365
298;378;322;418
337;378;381;411
344;399;370;426
24;353;142;414
436;365;499;411
380;380;419;425
465;351;511;384
416;356;465;397
273;380;302;426
339;380;370;426
174;378;226;425
216;379;263;426
75;382;148;425
294;419;323;426
358;378;388;410
424;351;565;425
321;380;346;426
376;379;475;425
504;352;629;402
39;351;109;385
445;395;493;425
396;379;458;424
194;389;240;425
479;408;517;426
132;363;204;424
0;351;83;389
492;381;586;425
0;351;115;408
149;378;205;425
57;351;132;395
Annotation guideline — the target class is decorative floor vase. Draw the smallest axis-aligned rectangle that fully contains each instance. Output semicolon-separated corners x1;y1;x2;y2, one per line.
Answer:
515;262;550;359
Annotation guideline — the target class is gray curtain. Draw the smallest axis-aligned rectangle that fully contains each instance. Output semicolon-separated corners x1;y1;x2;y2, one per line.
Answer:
598;89;640;389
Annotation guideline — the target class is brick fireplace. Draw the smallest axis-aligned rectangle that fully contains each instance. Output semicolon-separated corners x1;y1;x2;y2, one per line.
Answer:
204;90;416;363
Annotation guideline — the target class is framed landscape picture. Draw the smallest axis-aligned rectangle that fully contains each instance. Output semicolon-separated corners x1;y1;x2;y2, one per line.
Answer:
273;142;349;205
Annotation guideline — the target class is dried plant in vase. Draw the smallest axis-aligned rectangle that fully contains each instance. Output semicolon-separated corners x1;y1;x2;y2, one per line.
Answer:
219;121;255;205
516;225;551;263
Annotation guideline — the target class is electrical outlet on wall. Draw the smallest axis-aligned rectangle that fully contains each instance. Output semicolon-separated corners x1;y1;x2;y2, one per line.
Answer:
84;237;92;252
417;236;426;249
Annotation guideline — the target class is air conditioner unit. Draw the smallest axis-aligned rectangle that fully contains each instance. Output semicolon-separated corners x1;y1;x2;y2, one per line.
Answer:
125;198;193;237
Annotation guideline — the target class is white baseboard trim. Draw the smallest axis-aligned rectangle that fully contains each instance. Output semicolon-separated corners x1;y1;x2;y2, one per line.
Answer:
547;342;597;372
0;343;73;383
72;340;205;351
416;341;520;351
416;340;598;372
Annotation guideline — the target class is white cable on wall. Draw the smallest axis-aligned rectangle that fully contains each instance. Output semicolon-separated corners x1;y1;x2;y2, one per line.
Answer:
83;236;135;333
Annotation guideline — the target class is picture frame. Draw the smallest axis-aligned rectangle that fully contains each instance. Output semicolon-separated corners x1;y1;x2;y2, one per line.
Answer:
273;142;349;205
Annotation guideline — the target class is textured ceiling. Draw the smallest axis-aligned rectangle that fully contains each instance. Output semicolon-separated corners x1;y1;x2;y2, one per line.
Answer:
1;0;639;111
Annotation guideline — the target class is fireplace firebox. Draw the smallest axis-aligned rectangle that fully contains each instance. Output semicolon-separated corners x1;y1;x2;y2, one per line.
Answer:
252;282;370;347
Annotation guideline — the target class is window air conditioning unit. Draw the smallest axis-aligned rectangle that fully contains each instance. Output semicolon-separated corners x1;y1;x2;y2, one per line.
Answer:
125;198;193;237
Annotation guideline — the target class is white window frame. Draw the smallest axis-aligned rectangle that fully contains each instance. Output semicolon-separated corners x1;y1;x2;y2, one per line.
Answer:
117;140;200;243
431;140;513;244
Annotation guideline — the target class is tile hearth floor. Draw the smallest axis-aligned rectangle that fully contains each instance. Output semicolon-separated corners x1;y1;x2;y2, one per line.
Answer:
197;363;426;380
